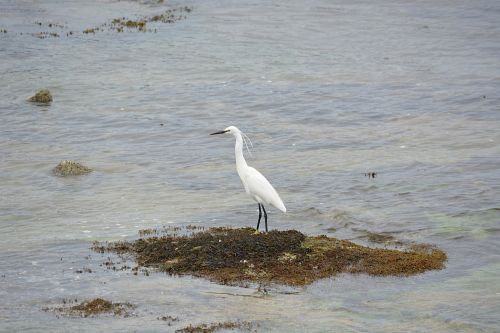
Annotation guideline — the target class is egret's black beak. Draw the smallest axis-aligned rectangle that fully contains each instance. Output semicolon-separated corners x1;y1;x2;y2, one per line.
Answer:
210;130;229;135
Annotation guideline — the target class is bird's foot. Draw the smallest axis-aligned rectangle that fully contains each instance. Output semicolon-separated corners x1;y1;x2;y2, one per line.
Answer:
253;229;261;235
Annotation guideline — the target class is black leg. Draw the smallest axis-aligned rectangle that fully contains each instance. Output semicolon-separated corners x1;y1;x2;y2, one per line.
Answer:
256;203;262;231
262;205;268;232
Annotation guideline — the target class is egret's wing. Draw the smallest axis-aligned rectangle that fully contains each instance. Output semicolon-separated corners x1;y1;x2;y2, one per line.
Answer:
245;167;286;212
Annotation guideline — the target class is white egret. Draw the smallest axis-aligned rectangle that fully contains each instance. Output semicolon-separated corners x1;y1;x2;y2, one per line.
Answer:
211;126;286;232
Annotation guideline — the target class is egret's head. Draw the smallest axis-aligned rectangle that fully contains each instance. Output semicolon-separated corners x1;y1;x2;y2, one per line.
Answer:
210;125;253;156
210;126;240;136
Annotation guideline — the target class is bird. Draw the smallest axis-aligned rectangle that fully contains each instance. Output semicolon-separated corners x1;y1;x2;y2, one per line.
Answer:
211;126;286;232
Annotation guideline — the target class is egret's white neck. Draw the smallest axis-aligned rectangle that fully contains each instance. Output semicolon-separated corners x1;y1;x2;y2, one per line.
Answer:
234;132;248;175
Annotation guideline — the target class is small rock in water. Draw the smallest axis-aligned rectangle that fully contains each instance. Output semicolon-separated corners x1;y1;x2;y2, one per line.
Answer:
53;160;92;176
28;89;53;103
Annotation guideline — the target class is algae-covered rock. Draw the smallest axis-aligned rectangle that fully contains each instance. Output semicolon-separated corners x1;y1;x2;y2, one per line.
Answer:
29;89;52;103
93;227;447;286
53;160;92;176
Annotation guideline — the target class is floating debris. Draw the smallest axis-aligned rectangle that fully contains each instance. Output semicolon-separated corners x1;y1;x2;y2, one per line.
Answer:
28;89;52;103
43;298;135;318
364;172;377;179
53;160;92;176
175;321;254;333
158;315;179;322
32;32;60;39
75;267;92;274
34;21;66;29
93;227;447;286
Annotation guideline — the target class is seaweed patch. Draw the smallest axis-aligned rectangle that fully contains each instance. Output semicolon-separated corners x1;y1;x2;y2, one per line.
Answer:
83;7;194;35
175;321;254;333
43;298;135;318
7;5;193;38
92;227;447;286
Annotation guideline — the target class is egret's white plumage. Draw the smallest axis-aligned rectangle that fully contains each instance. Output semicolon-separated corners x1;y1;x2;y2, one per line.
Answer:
211;126;286;231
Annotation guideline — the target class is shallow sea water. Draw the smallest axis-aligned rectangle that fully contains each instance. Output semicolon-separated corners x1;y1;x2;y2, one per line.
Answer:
1;0;500;332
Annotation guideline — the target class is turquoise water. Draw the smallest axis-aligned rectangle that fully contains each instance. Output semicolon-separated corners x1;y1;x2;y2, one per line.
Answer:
1;0;499;331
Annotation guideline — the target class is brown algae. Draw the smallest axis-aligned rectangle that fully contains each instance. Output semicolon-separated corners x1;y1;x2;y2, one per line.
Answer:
92;227;447;286
44;298;135;318
53;160;92;176
28;89;52;103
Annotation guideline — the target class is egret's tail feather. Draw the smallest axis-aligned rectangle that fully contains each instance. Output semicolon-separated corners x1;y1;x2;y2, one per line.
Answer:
272;198;286;213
